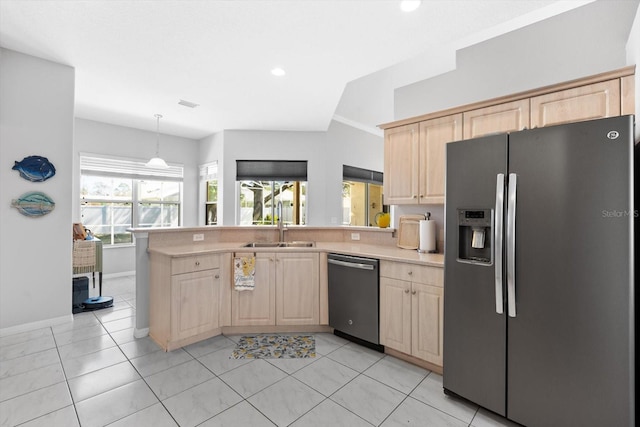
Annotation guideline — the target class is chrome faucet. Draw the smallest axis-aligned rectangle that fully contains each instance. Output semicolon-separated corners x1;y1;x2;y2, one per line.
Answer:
277;200;286;242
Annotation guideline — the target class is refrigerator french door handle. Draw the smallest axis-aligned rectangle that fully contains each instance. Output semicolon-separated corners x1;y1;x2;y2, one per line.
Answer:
507;173;517;317
494;174;505;314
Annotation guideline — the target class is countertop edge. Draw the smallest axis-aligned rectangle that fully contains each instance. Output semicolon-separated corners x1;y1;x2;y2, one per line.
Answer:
148;242;444;267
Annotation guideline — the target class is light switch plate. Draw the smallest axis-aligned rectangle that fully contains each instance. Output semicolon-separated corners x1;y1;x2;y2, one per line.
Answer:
351;233;360;241
193;233;204;241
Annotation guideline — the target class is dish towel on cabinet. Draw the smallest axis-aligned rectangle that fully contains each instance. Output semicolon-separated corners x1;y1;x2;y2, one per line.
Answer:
234;256;256;291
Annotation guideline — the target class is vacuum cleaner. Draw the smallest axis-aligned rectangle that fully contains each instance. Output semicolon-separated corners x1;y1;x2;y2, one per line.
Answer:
83;295;114;310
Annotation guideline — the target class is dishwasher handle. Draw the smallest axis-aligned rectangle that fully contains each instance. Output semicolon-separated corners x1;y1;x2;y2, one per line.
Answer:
328;258;375;271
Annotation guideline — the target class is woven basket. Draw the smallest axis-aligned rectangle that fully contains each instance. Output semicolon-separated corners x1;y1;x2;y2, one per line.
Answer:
73;240;96;274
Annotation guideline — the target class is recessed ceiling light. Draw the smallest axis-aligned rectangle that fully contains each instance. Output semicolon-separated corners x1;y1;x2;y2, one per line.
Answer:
400;0;421;12
271;67;286;77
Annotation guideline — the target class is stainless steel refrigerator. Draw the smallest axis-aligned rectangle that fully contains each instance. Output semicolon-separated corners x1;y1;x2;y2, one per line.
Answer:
443;115;635;427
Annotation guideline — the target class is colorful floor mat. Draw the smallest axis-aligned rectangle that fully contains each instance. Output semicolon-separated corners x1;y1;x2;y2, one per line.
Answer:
230;335;316;359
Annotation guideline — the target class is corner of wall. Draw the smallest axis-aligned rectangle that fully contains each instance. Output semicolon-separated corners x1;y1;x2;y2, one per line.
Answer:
0;49;75;329
626;1;640;140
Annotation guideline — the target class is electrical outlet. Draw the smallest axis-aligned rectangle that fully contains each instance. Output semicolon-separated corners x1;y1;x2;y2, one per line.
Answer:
193;233;204;241
351;233;360;241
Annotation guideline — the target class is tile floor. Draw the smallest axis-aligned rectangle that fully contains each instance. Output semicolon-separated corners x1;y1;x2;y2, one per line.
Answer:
0;276;520;427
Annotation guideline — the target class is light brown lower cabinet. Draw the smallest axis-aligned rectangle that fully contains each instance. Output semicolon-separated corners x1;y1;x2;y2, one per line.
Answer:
231;251;319;327
171;269;220;340
150;253;223;351
231;252;276;326
380;261;444;367
275;252;320;325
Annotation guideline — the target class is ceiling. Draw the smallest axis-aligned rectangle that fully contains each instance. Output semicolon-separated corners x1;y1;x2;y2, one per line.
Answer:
0;0;594;139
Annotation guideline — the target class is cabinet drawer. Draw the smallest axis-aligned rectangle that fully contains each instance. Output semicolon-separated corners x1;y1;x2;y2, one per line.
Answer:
172;254;219;275
380;261;443;287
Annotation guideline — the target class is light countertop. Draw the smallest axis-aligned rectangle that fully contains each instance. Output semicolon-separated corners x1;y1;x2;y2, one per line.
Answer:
148;241;444;267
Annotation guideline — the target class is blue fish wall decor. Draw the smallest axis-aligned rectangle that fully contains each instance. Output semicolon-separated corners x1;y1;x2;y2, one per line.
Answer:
12;155;56;182
11;191;55;217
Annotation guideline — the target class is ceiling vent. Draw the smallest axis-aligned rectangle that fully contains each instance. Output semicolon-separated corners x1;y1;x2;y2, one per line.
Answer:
178;99;200;108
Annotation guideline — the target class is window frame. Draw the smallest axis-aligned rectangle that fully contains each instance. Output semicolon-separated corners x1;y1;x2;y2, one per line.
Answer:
235;160;308;226
80;154;184;246
236;179;307;226
342;165;384;227
200;162;219;226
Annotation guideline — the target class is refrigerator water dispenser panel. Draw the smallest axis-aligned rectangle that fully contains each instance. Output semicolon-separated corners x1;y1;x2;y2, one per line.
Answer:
457;209;492;265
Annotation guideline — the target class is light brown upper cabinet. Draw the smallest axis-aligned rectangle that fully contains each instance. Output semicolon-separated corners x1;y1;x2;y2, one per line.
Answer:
463;99;530;139
621;75;635;115
419;114;463;205
384;123;420;205
381;66;635;206
530;79;620;128
384;116;462;205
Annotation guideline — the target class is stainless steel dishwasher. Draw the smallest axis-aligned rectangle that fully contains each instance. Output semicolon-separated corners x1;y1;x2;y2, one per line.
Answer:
328;253;381;348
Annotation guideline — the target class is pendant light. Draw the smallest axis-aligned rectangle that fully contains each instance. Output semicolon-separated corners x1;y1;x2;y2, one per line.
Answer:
146;114;169;168
400;0;421;12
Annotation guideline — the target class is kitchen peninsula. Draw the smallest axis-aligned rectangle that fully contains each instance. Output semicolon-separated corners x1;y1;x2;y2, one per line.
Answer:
131;225;444;371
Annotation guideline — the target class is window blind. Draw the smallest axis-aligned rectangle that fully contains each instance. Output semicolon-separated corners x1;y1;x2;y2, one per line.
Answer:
200;162;218;180
236;160;307;181
343;165;383;185
80;154;183;181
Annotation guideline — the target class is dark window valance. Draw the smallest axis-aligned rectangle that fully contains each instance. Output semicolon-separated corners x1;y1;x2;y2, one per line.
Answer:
236;160;308;181
343;165;383;185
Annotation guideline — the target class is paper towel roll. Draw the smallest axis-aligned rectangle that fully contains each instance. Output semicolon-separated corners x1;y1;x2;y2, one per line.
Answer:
419;219;436;252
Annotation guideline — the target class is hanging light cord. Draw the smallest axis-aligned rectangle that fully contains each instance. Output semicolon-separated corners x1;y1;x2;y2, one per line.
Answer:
154;114;163;157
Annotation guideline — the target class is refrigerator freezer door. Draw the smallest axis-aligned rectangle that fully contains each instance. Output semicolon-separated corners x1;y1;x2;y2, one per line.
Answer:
444;134;508;415
506;116;634;427
494;173;505;314
506;173;517;317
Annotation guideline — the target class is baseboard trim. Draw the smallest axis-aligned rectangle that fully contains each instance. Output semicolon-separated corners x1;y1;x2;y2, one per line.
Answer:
0;314;73;337
221;325;332;335
103;271;136;279
134;327;149;338
384;347;443;375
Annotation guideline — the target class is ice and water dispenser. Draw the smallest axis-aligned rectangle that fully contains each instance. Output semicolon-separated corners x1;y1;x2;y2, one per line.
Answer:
457;209;493;265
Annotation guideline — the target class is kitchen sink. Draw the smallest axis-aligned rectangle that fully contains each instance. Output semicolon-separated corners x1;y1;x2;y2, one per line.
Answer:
241;241;315;248
282;241;315;247
242;242;281;248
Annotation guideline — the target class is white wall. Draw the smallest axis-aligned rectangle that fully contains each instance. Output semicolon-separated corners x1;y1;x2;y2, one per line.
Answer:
394;0;637;120
626;1;640;140
198;125;383;227
73;118;200;274
378;1;639;247
198;131;225;224
324;120;384;225
0;48;75;330
218;130;326;226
